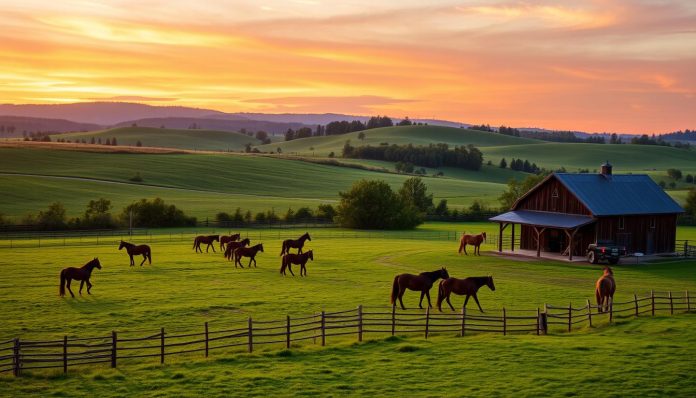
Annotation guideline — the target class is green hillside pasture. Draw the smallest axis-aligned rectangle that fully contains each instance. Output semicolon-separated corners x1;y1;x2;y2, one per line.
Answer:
260;125;541;156
57;127;261;151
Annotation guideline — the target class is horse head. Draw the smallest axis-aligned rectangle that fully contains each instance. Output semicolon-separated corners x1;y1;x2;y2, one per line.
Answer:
481;232;487;242
440;267;450;280
487;275;495;291
603;266;613;276
118;240;125;250
307;250;314;260
303;232;311;241
231;233;241;241
211;235;220;242
93;257;102;270
241;238;251;246
258;244;264;252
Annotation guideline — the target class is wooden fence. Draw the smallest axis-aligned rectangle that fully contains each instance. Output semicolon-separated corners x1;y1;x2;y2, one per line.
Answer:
0;290;693;377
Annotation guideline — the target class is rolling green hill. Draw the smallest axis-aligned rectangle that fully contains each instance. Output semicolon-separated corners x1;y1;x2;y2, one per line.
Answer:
260;125;540;155
56;127;260;151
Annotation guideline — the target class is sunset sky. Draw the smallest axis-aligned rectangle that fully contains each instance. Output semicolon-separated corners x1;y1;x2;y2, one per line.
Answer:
0;0;695;133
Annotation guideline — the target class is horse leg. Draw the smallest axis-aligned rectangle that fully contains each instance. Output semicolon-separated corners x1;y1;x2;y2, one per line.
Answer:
398;287;407;310
288;264;295;276
475;244;480;256
210;243;216;253
446;292;455;311
87;280;92;294
425;290;433;308
79;280;84;295
418;291;425;309
463;244;468;256
140;254;146;266
129;254;134;266
66;279;75;298
463;295;470;309
472;293;484;313
301;263;306;277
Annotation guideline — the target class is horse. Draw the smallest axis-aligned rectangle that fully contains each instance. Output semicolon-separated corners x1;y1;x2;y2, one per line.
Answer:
595;267;616;313
280;232;311;256
437;276;495;312
234;244;264;268
193;235;220;253
390;268;450;310
118;240;152;266
224;238;251;260
59;258;102;298
458;232;486;256
281;250;314;276
220;233;241;251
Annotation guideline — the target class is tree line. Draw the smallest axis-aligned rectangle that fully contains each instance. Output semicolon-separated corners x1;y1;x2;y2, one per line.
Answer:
284;116;426;141
342;142;484;171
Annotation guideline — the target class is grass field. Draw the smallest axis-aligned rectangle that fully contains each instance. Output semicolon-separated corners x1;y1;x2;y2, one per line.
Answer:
56;127;261;152
1;222;695;396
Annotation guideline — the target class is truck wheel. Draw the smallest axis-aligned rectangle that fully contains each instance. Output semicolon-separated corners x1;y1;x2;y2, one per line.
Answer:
608;258;619;265
588;252;597;264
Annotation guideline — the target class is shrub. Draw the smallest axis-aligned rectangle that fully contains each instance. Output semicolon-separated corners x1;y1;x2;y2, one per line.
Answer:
36;202;68;230
336;179;422;229
121;198;196;228
84;198;116;228
316;204;336;221
129;173;143;182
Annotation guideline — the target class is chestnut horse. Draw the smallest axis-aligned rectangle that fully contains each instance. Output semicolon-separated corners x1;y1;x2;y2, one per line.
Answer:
234;243;264;268
193;235;220;253
437;276;495;312
280;232;311;256
458;232;486;256
60;258;102;298
224;238;251;260
119;240;152;266
390;268;450;310
220;233;241;251
281;250;314;276
595;267;616;313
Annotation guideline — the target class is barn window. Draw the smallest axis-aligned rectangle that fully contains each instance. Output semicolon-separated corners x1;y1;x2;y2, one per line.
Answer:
618;217;625;230
650;217;656;229
552;189;559;198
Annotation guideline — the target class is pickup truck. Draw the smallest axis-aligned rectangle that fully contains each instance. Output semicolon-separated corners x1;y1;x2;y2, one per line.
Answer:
586;240;627;265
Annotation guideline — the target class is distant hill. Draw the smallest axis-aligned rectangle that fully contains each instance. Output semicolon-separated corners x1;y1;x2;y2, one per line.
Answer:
221;112;467;128
0;116;102;138
56;127;261;151
113;117;312;135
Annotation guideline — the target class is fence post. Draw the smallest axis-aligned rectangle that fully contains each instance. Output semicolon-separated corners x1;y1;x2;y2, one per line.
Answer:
651;290;655;316
321;311;326;347
424;307;430;339
357;305;363;342
160;327;165;364
111;331;117;368
13;338;19;377
540;311;548;335
669;291;673;315
503;307;507;336
687;290;691;312
568;303;572;332
248;317;253;353
685;240;689;257
634;294;639;317
63;335;68;374
391;305;396;336
204;322;209;358
461;305;467;337
586;299;592;328
286;316;291;349
536;308;540;336
609;298;613;323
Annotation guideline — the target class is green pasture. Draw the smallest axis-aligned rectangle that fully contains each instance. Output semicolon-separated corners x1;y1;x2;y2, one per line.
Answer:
56;127;261;151
1;222;696;396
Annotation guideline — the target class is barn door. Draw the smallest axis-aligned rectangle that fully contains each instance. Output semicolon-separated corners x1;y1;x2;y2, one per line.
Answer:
646;231;655;255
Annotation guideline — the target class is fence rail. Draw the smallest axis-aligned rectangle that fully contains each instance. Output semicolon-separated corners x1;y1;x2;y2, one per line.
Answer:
1;290;693;377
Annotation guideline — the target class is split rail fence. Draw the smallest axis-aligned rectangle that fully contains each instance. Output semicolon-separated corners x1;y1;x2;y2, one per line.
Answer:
0;290;693;377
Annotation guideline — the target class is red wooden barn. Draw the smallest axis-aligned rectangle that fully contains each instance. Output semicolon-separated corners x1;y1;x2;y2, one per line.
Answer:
490;162;684;259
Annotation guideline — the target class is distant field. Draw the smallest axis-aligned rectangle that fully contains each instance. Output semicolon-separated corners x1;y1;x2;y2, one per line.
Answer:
57;127;260;151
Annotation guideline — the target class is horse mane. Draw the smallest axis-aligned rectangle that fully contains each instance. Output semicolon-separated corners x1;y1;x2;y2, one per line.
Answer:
419;269;445;281
120;241;134;248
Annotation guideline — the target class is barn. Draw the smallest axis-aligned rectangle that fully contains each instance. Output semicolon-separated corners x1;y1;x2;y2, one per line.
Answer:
489;162;684;260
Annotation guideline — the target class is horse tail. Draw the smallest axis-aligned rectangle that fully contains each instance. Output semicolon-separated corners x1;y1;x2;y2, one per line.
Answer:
148;250;152;264
59;270;66;297
279;242;286;256
437;280;445;310
390;276;399;305
193;238;197;250
458;238;464;254
595;286;602;312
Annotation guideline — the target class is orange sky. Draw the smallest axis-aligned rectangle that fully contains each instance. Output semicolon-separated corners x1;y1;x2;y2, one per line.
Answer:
0;0;694;133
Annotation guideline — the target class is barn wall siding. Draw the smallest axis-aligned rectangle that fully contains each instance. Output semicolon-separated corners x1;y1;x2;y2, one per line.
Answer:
515;177;591;215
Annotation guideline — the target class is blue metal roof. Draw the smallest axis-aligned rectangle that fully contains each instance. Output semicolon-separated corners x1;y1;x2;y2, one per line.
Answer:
554;173;684;216
490;210;595;229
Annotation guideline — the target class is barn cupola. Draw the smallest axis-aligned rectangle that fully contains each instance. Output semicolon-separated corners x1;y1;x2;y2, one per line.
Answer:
600;161;612;177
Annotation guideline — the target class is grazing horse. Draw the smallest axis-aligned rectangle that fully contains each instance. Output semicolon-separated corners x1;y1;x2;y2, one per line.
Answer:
595;267;616;313
193;235;220;253
437;276;495;312
458;232;486;256
280;232;311;256
234;244;264;268
224;238;251;260
220;233;241;251
390;268;450;310
59;258;102;298
281;250;314;276
118;240;152;266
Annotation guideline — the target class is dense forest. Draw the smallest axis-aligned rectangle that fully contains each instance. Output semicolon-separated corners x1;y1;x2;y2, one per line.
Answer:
342;142;484;171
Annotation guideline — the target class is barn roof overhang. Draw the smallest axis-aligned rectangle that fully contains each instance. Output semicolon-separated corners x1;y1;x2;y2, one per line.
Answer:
489;210;596;229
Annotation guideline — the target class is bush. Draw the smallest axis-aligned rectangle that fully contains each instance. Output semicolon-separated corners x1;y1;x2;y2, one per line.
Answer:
295;207;314;221
84;198;116;228
36;202;68;230
336;179;422;229
121;198;196;228
316;204;336;221
129;173;143;182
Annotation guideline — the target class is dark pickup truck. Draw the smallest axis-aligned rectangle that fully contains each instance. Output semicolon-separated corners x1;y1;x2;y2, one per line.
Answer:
587;240;627;265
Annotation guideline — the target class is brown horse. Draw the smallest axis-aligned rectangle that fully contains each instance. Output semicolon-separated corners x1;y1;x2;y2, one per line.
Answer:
595;267;616;313
119;240;152;266
193;235;220;253
280;232;311;256
390;268;450;310
458;232;486;255
234;243;264;268
437;276;495;312
281;250;314;276
220;233;241;251
224;238;251;260
59;258;102;298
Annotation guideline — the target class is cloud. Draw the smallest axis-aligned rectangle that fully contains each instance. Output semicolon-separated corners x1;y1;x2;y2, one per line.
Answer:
241;95;419;113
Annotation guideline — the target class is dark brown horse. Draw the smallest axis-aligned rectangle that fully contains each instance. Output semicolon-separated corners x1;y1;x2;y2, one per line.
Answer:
193;235;220;253
234;243;264;268
595;267;616;313
224;238;251;260
437;276;495;312
281;250;314;276
390;268;450;310
119;240;152;266
220;233;241;251
280;232;311;256
60;258;102;298
458;232;486;255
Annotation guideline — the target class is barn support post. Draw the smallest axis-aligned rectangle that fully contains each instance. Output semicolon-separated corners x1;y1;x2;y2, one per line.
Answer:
510;224;515;252
497;223;503;252
586;299;592;327
534;227;546;257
